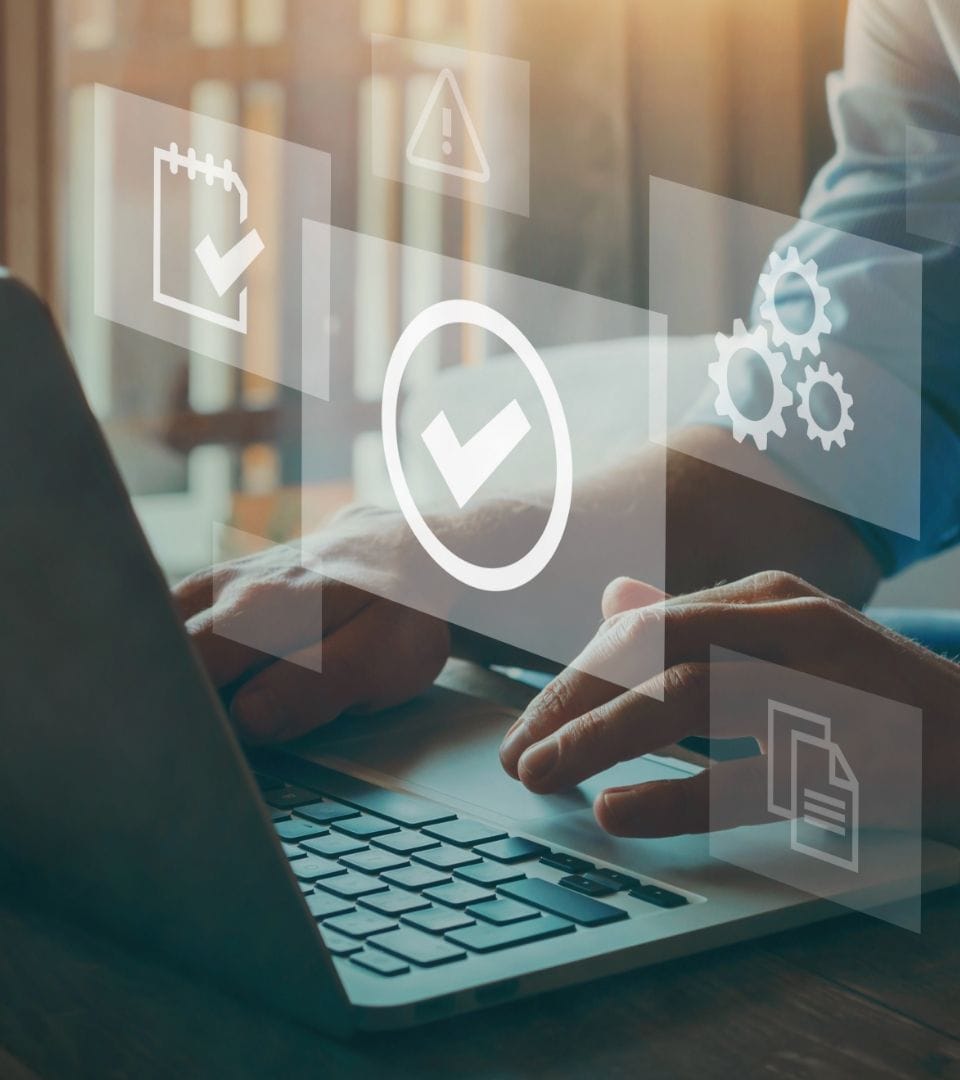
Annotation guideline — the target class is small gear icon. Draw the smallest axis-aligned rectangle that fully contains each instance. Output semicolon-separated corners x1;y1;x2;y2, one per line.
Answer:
796;361;854;450
709;319;793;451
758;245;832;361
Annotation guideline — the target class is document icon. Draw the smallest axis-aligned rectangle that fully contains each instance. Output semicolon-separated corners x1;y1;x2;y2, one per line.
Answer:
767;701;859;873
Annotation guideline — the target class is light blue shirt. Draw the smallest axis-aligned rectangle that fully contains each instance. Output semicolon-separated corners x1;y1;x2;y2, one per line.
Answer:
698;0;960;575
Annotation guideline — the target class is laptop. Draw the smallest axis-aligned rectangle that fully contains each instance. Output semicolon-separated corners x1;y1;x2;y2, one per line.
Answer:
1;273;956;1034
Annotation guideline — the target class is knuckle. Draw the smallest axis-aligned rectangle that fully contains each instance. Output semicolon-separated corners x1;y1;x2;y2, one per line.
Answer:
533;678;576;727
789;593;844;622
562;707;624;766
605;605;662;649
660;661;707;703
224;564;309;608
747;569;811;599
175;567;212;595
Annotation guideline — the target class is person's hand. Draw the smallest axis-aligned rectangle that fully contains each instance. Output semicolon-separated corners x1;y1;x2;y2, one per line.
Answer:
499;571;960;844
174;507;454;743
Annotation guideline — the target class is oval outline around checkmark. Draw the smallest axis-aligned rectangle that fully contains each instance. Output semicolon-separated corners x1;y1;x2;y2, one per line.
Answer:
382;299;573;592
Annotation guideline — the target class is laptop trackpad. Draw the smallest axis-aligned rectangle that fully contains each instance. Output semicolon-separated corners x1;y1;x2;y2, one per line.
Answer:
287;685;694;826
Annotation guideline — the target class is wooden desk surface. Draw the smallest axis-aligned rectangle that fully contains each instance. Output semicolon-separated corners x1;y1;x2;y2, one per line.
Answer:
2;665;958;1079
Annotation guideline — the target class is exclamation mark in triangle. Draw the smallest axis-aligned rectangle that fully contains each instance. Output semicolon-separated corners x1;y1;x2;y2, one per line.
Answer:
405;68;491;184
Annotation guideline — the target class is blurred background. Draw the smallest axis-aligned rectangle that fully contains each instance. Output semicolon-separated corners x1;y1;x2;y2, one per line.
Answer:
2;0;956;604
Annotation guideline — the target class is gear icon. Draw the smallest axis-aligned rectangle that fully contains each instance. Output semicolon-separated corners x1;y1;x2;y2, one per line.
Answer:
796;361;854;450
709;319;793;451
758;245;832;361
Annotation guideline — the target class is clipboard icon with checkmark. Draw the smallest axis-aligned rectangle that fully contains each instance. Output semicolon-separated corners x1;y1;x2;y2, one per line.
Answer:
152;143;264;334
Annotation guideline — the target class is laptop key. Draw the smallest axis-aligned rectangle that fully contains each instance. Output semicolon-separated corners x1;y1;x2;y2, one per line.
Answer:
583;868;642;893
306;891;355;920
382;865;452;891
359;888;431;918
319;928;363;957
446;915;575;954
411;845;482;872
423;881;495;909
454;862;526;888
275;818;328;842
422;819;508;848
291;855;345;883
264;785;323;810
301;833;368;859
316;871;389;900
298;882;313;894
474;837;549;864
325;910;397;939
370;928;466;968
296;800;360;825
540;852;594;875
336;788;456;828
281;842;307;860
269;809;291;823
351;951;409;977
340;849;409;875
559;874;618;898
332;814;400;840
629;885;689;909
500;878;628;927
467;898;541;926
372;830;440;856
402;906;475;935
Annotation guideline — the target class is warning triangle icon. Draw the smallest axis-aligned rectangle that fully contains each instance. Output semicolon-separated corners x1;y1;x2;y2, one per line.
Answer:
405;68;491;184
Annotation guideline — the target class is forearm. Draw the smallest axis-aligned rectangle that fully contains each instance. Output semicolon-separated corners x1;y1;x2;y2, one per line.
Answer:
663;427;881;605
447;425;881;666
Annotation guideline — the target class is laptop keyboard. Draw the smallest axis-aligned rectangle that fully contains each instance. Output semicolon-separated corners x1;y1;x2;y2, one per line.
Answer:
259;773;694;978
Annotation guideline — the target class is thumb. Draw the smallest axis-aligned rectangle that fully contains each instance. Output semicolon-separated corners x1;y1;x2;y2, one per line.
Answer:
601;576;670;619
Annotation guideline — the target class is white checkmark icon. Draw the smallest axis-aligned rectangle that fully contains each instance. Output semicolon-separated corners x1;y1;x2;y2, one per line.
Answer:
195;228;265;297
421;399;531;509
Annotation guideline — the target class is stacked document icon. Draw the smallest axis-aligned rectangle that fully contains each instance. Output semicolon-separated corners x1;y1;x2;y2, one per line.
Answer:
767;701;859;872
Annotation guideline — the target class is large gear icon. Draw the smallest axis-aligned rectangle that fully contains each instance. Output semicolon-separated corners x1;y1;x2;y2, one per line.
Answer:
795;361;854;450
709;319;793;451
758;245;832;361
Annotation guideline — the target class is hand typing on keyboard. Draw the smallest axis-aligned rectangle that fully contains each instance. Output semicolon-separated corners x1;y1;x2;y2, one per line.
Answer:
499;573;960;846
173;506;453;742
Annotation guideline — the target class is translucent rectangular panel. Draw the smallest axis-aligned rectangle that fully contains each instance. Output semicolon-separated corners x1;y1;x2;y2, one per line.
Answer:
371;33;530;216
300;223;668;694
709;647;922;932
93;84;331;397
649;176;922;541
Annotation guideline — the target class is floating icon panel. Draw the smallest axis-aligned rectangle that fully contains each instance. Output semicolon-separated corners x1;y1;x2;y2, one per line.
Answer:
371;34;529;215
301;222;667;694
648;176;921;542
94;84;332;397
709;647;922;932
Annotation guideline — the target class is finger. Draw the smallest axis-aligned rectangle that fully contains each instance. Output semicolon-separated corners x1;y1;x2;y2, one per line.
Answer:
499;624;639;779
516;661;763;793
601;577;669;619
665;569;820;609
500;595;802;778
506;580;672;772
230;603;449;742
598;570;814;629
594;755;770;838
